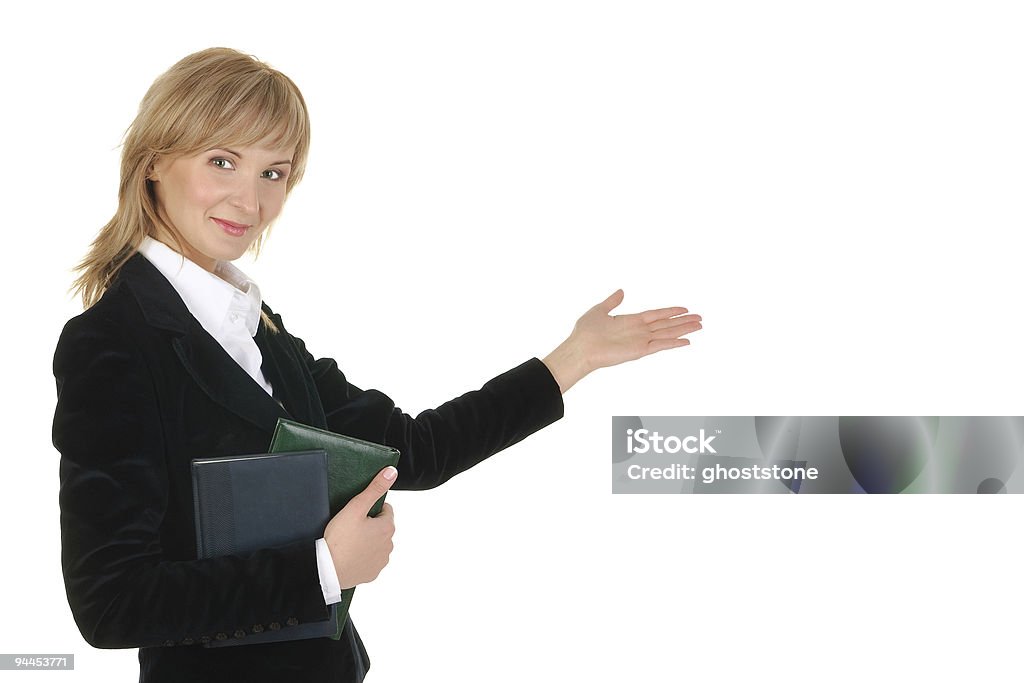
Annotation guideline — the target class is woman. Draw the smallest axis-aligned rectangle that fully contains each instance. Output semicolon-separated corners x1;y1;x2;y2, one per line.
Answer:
51;47;702;683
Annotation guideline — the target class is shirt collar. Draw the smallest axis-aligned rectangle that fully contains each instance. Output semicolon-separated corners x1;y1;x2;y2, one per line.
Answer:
136;235;263;337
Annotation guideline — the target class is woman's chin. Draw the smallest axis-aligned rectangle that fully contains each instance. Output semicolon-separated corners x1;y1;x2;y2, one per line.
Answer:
206;238;252;263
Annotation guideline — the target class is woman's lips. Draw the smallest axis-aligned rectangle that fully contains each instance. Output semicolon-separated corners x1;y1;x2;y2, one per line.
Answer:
212;217;250;236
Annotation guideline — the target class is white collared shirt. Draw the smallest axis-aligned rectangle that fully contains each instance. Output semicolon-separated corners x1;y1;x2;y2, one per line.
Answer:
137;235;343;606
137;235;274;396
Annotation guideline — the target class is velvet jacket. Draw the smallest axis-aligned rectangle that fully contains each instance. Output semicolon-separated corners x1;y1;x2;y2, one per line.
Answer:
51;251;565;683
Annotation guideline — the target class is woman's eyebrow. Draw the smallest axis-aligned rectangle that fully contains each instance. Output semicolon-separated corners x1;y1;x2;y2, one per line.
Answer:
218;147;293;165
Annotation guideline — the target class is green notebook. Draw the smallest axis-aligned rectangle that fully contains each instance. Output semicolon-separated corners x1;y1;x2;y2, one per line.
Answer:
268;418;401;639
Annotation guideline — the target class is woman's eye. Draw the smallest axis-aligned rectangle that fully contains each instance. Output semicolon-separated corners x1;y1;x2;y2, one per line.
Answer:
210;156;284;181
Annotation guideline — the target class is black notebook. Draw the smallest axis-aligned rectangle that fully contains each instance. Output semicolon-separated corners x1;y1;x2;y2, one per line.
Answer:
191;449;339;647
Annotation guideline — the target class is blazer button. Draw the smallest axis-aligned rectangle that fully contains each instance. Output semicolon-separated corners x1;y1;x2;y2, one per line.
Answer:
269;622;281;631
182;637;194;646
286;617;298;627
215;632;228;641
233;629;246;639
163;640;175;647
252;624;264;633
199;635;211;645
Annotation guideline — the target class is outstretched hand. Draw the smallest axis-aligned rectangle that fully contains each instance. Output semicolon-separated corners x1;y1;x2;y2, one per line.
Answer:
542;289;702;394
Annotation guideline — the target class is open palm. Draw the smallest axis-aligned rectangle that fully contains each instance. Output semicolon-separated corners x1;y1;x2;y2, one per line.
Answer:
542;289;702;393
575;289;702;371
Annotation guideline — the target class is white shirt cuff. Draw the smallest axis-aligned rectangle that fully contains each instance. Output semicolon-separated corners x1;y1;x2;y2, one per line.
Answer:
315;537;343;605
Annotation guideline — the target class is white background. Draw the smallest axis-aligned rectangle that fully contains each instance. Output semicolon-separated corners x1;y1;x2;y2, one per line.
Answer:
2;1;1022;681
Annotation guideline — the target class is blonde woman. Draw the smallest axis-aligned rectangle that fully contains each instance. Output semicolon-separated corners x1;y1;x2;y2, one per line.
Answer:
51;47;702;683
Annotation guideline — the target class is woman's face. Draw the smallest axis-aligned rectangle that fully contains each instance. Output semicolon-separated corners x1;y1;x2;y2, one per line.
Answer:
149;139;296;273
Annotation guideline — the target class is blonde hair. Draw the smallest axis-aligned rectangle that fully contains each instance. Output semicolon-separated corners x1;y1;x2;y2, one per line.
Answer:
69;47;313;333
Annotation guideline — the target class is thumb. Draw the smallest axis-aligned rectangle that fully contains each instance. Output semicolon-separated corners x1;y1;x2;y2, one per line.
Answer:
348;466;398;517
596;288;624;314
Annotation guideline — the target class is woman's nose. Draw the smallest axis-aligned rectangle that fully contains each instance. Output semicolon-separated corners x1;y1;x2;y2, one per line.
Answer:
228;176;260;217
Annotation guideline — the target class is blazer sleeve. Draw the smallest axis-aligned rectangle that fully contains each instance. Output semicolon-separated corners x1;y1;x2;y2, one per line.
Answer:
283;327;566;491
52;314;330;649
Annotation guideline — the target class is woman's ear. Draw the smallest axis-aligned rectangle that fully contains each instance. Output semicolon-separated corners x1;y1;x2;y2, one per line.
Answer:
147;156;162;182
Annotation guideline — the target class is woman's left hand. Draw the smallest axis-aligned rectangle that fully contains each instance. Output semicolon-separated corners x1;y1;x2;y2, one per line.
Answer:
542;289;702;394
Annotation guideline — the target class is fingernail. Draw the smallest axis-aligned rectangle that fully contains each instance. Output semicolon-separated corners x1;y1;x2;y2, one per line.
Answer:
383;466;397;480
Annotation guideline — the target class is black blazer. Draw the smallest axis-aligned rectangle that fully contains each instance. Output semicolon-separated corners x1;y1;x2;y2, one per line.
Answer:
51;251;564;683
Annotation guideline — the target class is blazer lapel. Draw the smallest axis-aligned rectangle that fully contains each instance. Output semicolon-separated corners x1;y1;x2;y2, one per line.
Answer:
116;251;308;434
253;317;324;429
172;329;291;432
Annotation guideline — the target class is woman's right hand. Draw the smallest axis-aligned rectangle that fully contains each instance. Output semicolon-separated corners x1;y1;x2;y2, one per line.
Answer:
323;466;397;589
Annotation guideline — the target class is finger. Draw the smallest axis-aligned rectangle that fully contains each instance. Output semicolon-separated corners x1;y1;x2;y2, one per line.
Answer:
596;289;625;314
646;338;691;353
350;466;398;516
648;313;701;331
649;320;703;340
640;307;689;324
